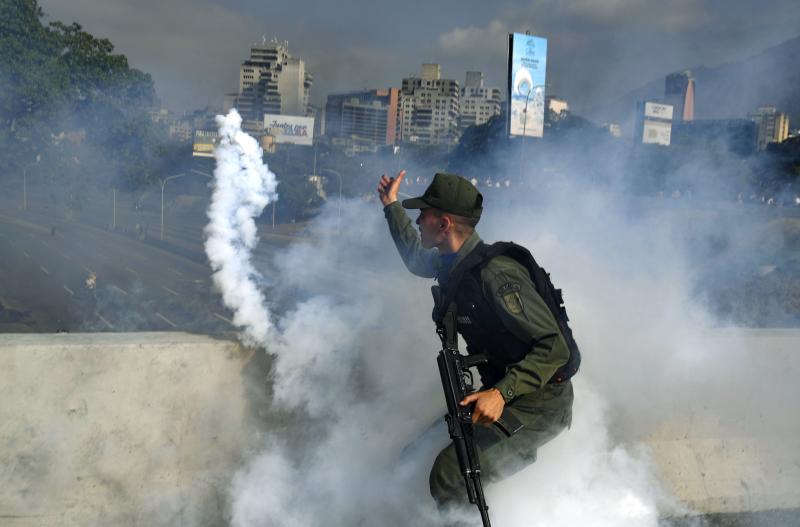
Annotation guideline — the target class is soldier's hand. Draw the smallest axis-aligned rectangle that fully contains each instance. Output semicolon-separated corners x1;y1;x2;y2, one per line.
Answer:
377;170;406;207
460;388;505;426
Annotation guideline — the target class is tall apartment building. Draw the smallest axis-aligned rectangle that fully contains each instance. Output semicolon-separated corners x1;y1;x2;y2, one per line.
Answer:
749;106;790;150
664;70;695;122
228;38;313;125
325;88;399;147
399;64;460;145
459;71;501;131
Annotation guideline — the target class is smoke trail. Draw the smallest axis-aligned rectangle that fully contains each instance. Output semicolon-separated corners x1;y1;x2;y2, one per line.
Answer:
205;109;277;346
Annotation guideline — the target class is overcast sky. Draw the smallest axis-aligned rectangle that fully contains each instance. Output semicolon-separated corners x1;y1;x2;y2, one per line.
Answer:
39;0;800;118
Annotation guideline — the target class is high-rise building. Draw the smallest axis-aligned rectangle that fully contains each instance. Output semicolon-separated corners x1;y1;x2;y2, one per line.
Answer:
459;71;501;131
227;38;313;126
325;88;400;148
664;70;695;122
399;64;460;145
749;106;790;150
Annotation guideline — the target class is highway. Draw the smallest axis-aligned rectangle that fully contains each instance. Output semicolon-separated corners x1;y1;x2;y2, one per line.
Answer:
0;199;283;334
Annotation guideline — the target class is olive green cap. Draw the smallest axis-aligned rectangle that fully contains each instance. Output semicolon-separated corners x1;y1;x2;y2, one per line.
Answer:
402;172;483;219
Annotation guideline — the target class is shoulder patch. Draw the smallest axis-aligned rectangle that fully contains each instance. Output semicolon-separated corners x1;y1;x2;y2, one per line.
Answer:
496;282;521;297
501;291;524;315
497;282;524;314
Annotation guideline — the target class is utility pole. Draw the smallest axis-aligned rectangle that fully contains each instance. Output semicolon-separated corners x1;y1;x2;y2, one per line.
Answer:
322;168;343;233
22;154;41;211
520;88;533;179
159;170;212;240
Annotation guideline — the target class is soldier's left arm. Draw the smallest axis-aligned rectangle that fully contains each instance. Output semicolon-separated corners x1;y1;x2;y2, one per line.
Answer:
481;256;570;401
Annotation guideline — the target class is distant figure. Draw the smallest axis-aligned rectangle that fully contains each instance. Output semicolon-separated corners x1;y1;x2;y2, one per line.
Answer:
50;226;56;237
72;271;98;330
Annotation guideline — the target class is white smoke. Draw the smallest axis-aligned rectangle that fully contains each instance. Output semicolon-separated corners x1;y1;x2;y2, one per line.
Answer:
205;109;277;347
205;113;776;526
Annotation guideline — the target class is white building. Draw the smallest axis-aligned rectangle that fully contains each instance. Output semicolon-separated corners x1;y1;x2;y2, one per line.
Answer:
228;38;313;126
147;109;193;142
602;123;622;138
399;64;460;145
459;71;501;131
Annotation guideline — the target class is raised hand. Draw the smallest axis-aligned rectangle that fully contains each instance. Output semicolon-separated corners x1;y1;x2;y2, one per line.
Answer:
377;170;407;207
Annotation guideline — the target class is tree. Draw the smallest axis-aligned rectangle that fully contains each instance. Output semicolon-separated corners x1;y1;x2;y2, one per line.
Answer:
0;0;171;196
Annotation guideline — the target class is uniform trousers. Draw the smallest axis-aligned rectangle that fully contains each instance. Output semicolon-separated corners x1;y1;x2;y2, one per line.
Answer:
429;379;574;508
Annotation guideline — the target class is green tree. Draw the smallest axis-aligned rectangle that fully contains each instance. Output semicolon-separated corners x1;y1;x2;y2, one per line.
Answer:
0;0;171;196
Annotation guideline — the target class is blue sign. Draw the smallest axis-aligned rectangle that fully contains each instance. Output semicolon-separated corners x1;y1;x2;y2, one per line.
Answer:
508;33;547;137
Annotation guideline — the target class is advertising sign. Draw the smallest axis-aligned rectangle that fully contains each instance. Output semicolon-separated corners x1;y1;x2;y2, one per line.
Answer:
507;33;547;138
644;102;674;121
642;119;672;146
192;130;219;158
263;114;315;146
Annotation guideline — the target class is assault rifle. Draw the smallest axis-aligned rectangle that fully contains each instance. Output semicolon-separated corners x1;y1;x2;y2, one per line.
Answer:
437;329;492;526
435;297;523;527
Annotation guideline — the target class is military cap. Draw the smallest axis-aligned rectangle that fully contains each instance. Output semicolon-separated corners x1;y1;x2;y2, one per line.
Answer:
402;172;483;219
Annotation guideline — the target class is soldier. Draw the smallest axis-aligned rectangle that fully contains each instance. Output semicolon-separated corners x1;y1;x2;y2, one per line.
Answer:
377;170;578;515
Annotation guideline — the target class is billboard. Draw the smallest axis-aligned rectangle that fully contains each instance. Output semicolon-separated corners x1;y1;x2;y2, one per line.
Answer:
642;119;672;146
644;102;674;121
192;130;219;158
507;33;547;138
263;114;315;146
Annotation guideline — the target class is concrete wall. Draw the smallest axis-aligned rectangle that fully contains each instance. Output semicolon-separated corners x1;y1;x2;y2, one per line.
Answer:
1;330;798;525
642;329;800;515
0;333;257;527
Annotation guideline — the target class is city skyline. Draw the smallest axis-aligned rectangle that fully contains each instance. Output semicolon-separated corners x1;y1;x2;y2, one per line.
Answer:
38;0;800;118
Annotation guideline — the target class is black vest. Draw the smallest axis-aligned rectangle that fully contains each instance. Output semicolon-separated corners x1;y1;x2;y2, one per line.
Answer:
434;241;581;388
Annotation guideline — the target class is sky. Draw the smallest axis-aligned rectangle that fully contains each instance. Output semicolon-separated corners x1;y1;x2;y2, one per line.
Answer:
38;0;800;118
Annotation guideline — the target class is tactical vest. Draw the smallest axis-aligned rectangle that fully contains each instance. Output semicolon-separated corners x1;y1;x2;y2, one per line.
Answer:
433;241;581;388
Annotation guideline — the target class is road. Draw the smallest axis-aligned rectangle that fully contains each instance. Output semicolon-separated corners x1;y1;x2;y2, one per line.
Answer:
0;204;283;334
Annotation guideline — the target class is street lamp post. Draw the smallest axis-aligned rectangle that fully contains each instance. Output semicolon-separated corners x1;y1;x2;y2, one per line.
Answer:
321;168;342;233
520;88;533;178
22;154;41;211
159;169;214;240
522;87;533;138
160;174;183;240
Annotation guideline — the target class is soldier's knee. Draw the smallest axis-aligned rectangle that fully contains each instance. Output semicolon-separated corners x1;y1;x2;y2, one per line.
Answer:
429;446;461;505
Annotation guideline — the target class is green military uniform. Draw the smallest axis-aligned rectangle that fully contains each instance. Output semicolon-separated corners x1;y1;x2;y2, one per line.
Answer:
383;174;574;509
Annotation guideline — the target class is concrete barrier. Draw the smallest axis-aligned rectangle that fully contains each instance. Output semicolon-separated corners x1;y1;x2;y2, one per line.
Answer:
642;329;800;515
0;332;256;527
1;330;798;525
